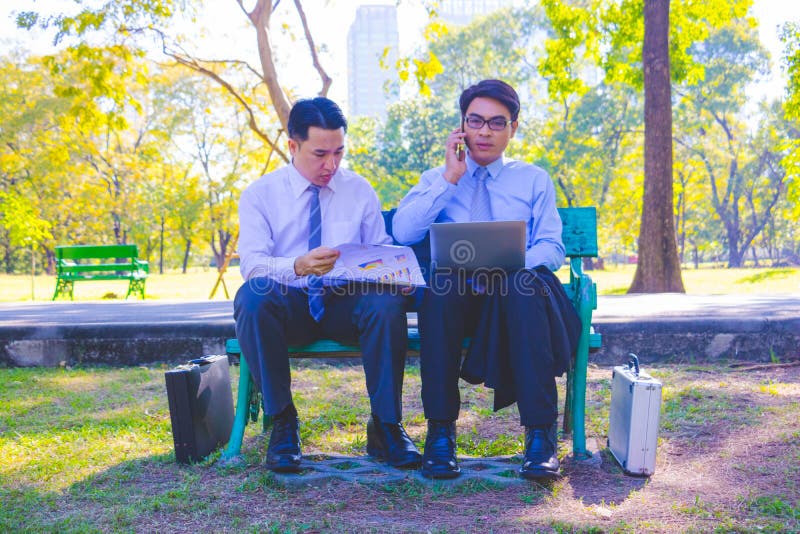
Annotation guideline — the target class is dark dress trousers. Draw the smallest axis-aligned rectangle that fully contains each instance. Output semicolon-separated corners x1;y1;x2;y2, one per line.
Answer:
234;278;409;423
419;267;581;427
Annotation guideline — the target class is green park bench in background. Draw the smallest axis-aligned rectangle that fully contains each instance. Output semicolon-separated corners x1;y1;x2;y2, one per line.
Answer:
221;207;602;463
53;244;149;300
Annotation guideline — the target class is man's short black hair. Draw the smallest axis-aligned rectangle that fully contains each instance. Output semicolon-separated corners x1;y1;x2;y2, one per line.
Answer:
459;79;520;121
287;97;348;141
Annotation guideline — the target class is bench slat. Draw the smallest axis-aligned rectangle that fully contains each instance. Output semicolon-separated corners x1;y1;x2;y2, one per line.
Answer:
56;244;139;260
58;263;139;272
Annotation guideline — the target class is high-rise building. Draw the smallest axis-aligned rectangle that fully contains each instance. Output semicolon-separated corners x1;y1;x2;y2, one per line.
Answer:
436;0;518;26
347;5;399;118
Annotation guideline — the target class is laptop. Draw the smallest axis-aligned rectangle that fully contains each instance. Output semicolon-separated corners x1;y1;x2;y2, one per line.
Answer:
429;220;526;271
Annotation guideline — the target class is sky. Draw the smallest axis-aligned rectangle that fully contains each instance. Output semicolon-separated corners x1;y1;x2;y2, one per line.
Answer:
0;0;798;114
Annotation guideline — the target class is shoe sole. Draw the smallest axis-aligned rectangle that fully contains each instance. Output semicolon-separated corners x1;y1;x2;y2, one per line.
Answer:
367;444;422;469
421;464;461;479
519;468;560;480
266;459;302;473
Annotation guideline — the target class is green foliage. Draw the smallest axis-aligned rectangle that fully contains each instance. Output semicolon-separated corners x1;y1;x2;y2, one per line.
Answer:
782;22;800;121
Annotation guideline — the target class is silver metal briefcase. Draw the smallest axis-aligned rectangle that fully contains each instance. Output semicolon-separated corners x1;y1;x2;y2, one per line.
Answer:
608;354;662;476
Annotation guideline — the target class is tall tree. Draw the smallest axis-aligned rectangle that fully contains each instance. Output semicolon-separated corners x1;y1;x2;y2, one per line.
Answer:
629;0;684;292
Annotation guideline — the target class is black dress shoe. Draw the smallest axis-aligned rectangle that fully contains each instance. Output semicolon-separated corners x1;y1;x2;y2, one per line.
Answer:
265;407;302;473
421;420;460;479
366;414;422;468
519;423;560;480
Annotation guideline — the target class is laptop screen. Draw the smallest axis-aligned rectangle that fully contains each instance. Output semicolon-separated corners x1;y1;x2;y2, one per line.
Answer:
429;220;526;271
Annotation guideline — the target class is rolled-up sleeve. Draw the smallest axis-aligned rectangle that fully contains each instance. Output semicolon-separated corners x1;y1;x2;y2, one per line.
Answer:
392;169;458;245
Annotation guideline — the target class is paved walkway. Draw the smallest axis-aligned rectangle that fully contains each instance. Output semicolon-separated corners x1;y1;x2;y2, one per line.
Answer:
1;294;798;366
2;292;798;326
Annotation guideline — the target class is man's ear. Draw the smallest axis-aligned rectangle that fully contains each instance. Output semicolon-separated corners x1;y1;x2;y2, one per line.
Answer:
510;120;519;138
288;138;299;156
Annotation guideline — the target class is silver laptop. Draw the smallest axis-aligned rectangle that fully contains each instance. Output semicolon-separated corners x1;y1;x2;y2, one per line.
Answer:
430;220;526;271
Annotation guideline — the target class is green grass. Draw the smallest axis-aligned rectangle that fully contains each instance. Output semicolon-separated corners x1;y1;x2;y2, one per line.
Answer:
2;264;798;302
2;362;799;531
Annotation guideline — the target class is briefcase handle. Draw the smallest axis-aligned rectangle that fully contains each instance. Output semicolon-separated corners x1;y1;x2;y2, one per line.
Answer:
626;353;640;376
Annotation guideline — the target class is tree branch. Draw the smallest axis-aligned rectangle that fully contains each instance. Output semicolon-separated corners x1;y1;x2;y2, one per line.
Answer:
162;46;288;163
293;0;332;97
247;0;292;130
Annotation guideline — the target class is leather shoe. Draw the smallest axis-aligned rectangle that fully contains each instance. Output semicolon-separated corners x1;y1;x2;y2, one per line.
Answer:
366;414;422;468
519;423;560;480
265;406;302;473
421;420;460;479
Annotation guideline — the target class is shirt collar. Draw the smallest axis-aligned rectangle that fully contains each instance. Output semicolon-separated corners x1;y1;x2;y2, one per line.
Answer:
465;154;506;180
288;163;339;199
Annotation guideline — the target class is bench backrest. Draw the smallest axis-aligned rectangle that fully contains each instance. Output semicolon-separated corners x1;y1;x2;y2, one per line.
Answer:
56;244;139;262
382;206;598;262
558;207;598;258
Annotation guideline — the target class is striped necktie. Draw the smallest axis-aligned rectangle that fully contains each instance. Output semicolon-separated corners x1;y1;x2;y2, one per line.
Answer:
307;185;325;322
470;166;492;221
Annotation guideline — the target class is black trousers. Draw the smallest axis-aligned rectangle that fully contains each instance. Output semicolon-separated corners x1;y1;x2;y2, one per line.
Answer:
233;278;409;423
419;269;559;427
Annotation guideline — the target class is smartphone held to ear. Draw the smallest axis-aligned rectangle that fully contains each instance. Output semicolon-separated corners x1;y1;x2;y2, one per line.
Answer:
456;121;466;161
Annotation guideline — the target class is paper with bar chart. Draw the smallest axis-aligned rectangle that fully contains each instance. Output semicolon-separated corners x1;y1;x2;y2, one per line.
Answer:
322;243;426;286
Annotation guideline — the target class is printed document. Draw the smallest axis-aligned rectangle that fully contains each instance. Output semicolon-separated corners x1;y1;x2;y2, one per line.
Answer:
323;244;426;286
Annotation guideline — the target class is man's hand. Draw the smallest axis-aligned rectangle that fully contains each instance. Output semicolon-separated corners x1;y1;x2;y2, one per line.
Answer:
294;246;340;276
442;127;468;184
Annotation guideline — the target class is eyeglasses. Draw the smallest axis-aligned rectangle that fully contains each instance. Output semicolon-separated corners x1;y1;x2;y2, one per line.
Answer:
463;115;513;131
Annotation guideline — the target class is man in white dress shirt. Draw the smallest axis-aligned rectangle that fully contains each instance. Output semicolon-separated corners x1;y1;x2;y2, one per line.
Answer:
234;97;421;472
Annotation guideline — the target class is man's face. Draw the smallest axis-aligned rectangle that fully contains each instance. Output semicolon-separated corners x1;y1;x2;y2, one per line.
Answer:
463;96;518;167
288;126;345;187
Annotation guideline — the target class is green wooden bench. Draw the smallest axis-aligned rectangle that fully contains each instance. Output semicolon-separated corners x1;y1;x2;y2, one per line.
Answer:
221;206;601;463
53;244;149;300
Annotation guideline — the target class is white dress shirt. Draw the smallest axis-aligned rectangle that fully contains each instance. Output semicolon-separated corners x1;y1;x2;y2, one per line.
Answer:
392;154;565;271
238;163;391;283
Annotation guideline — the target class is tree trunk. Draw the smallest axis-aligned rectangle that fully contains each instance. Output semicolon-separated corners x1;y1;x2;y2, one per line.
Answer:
628;0;685;293
182;238;192;274
159;215;165;275
726;220;744;267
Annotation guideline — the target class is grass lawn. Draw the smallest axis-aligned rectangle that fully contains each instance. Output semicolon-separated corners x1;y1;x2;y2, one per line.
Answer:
1;265;798;301
1;361;798;532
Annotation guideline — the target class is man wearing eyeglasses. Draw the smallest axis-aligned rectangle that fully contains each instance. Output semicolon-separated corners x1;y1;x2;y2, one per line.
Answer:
392;79;580;480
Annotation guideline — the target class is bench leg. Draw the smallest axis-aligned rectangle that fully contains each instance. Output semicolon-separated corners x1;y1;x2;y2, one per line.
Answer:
53;279;74;300
570;282;595;460
221;355;254;462
127;278;146;300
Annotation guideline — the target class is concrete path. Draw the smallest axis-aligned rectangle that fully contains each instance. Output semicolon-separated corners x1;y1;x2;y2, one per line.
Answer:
1;294;798;366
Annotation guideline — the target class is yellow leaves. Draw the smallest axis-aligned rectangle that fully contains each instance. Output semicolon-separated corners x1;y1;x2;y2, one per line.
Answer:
423;21;449;42
413;52;444;96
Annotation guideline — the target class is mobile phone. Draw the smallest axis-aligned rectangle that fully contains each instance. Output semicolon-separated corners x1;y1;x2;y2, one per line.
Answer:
456;119;465;162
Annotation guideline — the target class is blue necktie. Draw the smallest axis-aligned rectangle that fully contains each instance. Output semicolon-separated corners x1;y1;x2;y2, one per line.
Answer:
307;185;325;322
470;167;492;221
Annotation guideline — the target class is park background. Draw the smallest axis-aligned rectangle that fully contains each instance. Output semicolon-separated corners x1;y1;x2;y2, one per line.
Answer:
0;0;799;299
1;2;800;532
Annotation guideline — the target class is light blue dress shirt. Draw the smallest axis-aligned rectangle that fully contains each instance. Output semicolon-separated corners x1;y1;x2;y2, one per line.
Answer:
238;163;391;284
392;154;565;271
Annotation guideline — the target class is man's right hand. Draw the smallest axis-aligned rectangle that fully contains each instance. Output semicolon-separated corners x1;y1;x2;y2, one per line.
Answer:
442;127;467;184
294;246;340;276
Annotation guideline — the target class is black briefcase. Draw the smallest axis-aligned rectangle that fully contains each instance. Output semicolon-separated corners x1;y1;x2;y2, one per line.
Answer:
165;354;234;464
